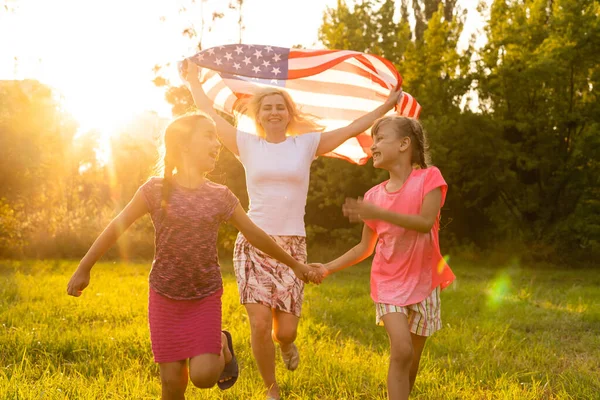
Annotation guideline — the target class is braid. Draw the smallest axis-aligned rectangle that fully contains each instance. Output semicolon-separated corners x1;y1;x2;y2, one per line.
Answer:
409;119;431;169
161;157;173;212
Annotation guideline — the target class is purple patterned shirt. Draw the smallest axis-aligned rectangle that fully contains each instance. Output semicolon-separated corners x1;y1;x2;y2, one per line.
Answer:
140;177;239;300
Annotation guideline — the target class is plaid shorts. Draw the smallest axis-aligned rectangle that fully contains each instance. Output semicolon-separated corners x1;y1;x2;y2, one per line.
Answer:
375;287;441;337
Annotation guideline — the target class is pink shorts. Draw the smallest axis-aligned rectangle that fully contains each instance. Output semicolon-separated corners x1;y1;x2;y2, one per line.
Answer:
233;233;306;317
148;287;223;363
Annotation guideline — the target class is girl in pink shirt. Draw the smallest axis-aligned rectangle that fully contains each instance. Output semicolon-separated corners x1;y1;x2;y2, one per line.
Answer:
66;114;319;399
316;116;455;400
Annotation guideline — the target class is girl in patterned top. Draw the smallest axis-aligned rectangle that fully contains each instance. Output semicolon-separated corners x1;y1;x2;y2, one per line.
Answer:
67;114;318;400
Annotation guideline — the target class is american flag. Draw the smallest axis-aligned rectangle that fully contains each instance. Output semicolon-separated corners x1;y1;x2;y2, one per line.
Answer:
180;44;421;165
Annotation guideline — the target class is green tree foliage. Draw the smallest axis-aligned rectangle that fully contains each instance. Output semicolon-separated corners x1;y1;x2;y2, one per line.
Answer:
1;0;597;263
474;0;600;253
0;81;160;258
0;80;77;207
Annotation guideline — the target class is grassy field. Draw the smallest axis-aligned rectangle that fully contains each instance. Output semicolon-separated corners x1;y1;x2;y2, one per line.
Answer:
0;259;598;399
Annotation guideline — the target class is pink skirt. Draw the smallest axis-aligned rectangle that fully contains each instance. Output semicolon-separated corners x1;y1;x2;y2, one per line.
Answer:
148;287;223;363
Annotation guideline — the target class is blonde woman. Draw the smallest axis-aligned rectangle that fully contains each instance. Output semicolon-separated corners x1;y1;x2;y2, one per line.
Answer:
185;62;400;400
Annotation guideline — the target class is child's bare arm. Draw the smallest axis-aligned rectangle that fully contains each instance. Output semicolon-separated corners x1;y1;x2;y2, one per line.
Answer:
67;190;149;296
343;188;442;233
228;204;315;282
322;224;378;275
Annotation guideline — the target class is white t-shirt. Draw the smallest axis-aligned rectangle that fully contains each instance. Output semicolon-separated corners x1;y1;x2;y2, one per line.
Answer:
236;129;322;236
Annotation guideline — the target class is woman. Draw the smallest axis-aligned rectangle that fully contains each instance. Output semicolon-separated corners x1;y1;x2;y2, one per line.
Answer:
184;61;400;400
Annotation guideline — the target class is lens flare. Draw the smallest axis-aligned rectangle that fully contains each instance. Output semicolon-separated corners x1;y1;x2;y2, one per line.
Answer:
486;271;512;309
437;254;450;275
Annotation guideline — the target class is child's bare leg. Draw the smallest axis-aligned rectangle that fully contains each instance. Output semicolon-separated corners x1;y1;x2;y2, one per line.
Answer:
382;313;413;400
409;333;427;393
159;360;188;400
188;352;227;388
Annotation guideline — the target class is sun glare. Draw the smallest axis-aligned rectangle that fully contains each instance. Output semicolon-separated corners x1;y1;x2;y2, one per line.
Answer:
65;89;132;137
61;82;138;165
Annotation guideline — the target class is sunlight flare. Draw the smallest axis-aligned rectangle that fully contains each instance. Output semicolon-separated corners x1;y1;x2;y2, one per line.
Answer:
486;271;512;310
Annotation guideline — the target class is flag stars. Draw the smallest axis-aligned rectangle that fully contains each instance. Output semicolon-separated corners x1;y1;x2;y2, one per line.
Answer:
252;65;261;73
253;49;263;59
233;62;241;70
224;52;233;61
272;67;281;76
207;48;215;55
265;45;273;53
243;56;252;65
195;54;204;61
235;46;244;55
272;53;281;62
262;60;271;67
215;58;222;66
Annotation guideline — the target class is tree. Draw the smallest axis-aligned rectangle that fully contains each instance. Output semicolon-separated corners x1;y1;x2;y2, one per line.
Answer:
228;0;245;44
406;0;458;41
0;80;78;209
474;0;600;254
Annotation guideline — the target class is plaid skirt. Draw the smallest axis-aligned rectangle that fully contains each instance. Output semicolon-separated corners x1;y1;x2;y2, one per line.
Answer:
233;233;306;317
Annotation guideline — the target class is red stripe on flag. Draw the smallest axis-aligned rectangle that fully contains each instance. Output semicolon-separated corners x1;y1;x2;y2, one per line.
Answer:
322;150;371;165
356;133;374;149
288;49;340;58
355;54;377;73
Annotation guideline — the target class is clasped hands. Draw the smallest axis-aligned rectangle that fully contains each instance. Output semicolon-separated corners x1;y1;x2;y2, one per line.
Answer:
296;196;380;284
294;263;329;285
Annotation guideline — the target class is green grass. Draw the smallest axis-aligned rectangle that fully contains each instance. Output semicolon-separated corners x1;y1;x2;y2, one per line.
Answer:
1;259;598;399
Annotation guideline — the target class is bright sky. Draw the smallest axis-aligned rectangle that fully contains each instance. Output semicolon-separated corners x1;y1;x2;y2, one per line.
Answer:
0;0;485;134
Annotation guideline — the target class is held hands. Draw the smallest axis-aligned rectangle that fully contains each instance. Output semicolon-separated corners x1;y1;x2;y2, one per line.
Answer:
293;262;329;284
67;268;90;297
343;197;382;223
307;263;330;283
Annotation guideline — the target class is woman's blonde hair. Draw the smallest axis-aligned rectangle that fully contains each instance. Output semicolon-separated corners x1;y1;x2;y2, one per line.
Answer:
235;87;324;137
